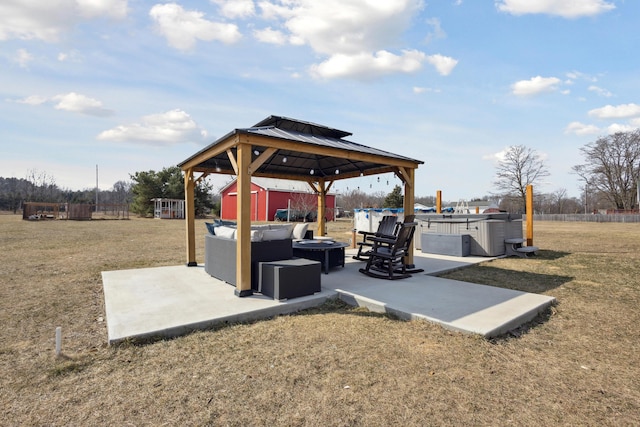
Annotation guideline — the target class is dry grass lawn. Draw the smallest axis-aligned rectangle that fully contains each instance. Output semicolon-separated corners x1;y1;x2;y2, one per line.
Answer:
1;215;639;425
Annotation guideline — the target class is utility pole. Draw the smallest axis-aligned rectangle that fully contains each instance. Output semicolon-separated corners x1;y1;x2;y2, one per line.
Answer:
95;164;99;212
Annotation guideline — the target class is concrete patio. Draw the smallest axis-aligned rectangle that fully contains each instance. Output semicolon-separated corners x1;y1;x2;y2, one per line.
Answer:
102;249;556;344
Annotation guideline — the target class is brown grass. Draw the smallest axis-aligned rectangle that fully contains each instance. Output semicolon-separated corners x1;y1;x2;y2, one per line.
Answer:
1;215;639;426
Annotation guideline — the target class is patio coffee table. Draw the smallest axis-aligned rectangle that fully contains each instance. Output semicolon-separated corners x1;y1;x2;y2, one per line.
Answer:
292;240;349;274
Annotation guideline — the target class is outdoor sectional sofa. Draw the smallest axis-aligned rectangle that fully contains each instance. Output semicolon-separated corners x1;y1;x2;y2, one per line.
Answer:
204;222;310;291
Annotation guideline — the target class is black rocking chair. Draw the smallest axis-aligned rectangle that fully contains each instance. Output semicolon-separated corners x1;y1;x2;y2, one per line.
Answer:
359;221;418;280
353;215;400;261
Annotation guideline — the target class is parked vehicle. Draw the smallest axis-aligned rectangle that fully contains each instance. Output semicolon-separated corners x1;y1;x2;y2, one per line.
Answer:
274;209;315;222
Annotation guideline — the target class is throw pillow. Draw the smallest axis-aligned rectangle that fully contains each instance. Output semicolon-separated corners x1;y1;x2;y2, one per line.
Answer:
292;222;309;240
250;229;263;242
205;222;217;235
215;225;236;239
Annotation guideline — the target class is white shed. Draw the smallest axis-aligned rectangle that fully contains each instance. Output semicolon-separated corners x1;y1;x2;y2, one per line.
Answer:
152;198;185;219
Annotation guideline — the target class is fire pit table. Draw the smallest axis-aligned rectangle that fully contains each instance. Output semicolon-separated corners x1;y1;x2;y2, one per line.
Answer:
292;240;348;274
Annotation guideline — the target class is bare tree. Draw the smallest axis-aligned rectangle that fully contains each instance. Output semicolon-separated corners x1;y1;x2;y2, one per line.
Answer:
289;191;317;221
112;180;132;204
338;188;385;212
25;169;59;202
573;130;640;210
551;188;568;214
494;145;550;211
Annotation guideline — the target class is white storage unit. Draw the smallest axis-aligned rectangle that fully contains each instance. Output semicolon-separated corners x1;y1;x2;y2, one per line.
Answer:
353;209;404;233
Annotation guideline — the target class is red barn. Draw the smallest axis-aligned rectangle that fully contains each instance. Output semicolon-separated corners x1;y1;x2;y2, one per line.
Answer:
220;177;336;222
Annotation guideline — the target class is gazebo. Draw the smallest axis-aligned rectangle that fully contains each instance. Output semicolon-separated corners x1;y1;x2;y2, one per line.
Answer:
178;116;424;296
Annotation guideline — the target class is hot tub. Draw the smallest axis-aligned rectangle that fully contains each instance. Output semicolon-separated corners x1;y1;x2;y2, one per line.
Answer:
415;213;524;256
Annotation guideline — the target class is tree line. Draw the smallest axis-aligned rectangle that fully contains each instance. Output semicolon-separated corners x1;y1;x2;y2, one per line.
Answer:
2;130;638;216
0;166;214;217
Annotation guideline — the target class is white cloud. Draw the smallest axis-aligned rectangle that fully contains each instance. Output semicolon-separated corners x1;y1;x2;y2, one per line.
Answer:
426;54;458;76
52;92;114;116
566;70;597;82
14;49;34;68
57;50;82;62
15;95;48;105
97;109;206;144
258;1;296;20
253;27;286;44
588;85;612;98
149;3;241;51
413;86;440;94
0;0;128;42
425;17;446;44
310;49;426;80
564;121;600;136
588;103;640;119
606;123;636;134
77;0;128;19
13;92;113;116
256;0;445;80
484;148;507;163
280;0;423;55
496;0;615;18
212;0;255;19
511;76;561;96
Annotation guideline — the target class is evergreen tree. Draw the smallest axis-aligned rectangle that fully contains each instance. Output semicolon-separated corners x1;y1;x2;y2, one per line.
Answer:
383;185;404;208
130;166;214;217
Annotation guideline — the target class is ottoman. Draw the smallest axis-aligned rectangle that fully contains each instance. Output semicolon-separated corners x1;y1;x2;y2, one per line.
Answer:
258;258;321;300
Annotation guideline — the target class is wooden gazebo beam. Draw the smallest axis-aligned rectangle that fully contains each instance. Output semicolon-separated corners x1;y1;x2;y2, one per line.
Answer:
181;134;418;173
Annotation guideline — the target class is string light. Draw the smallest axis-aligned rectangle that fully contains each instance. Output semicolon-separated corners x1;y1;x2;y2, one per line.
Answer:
310;169;314;175
282;157;287;163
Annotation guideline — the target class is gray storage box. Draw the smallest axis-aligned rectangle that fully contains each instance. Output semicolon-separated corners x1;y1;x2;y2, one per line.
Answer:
259;258;321;300
421;233;470;257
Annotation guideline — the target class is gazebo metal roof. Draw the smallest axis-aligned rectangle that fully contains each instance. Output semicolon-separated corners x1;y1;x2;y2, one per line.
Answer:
178;115;423;181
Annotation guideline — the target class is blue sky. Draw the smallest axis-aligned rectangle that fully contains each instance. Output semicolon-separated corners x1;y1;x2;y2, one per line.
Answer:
1;0;638;201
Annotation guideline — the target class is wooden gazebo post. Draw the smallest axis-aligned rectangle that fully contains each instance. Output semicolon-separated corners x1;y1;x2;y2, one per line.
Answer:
184;168;197;266
317;179;327;236
402;167;415;267
235;142;253;296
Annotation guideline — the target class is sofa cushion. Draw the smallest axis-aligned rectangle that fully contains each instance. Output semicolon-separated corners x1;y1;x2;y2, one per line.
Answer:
262;226;292;241
292;223;309;240
215;225;236;239
250;229;263;242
